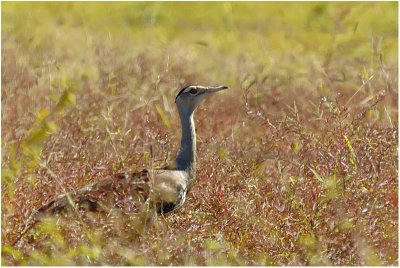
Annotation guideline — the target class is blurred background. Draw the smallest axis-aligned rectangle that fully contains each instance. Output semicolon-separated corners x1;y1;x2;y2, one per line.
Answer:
2;2;397;91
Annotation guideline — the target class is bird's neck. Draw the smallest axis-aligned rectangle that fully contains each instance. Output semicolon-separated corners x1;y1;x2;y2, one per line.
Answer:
175;110;196;180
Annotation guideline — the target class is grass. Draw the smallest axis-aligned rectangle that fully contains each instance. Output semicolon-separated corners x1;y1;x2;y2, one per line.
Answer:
1;1;398;265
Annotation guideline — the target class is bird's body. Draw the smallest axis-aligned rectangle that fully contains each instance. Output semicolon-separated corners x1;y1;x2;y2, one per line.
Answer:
36;168;189;216
12;85;228;246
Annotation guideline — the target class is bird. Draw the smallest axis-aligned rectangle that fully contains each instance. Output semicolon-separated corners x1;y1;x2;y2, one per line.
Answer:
12;85;228;246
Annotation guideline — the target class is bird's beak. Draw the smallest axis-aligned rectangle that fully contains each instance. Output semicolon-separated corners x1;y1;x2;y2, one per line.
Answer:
205;85;229;93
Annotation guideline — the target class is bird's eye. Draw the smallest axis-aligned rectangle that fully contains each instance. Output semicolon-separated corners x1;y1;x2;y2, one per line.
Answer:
189;88;198;94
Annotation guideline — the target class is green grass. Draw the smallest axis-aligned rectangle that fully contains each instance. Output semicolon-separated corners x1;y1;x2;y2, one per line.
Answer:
1;1;398;265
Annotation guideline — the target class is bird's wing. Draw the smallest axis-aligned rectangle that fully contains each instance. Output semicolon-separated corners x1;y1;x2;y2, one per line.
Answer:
12;169;189;246
38;169;189;215
12;170;150;246
38;169;151;215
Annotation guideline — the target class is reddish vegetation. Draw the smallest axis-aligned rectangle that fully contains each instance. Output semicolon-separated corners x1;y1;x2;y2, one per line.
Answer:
2;54;397;264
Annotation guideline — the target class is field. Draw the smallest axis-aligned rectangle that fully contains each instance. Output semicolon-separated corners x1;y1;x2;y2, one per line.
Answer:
1;2;398;265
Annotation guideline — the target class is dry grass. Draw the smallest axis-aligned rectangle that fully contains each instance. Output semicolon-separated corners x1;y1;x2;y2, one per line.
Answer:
1;2;398;265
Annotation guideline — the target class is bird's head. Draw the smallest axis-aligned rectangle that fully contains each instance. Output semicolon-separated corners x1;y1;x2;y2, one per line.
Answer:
175;85;228;114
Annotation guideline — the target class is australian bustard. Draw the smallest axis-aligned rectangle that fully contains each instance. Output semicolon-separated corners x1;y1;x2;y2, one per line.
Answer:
12;85;228;246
